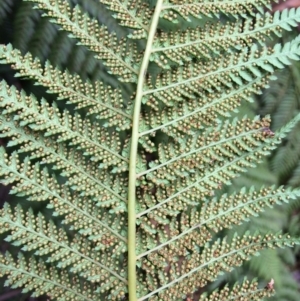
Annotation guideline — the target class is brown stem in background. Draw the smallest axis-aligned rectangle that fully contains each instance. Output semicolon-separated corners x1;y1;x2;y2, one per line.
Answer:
0;290;22;301
273;0;300;11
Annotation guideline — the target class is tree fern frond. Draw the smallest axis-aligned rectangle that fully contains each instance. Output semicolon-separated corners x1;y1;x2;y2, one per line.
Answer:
99;0;152;38
1;1;300;300
49;34;118;85
0;149;127;243
0;0;13;20
9;0;119;86
270;266;300;301
0;252;103;301
199;278;275;301
139;232;298;300
0;115;126;191
28;17;58;60
161;0;274;22
201;186;300;232
248;249;283;285
13;1;40;54
152;8;300;66
231;159;277;191
271;124;300;181
135;115;300;299
260;67;291;118
136;185;300;260
25;0;140;82
144;36;300;107
136;115;300;220
259;60;300;183
267;58;300;116
141;75;273;136
225;253;299;301
0;45;132;129
0;204;127;287
271;83;298;130
289;161;300;188
74;0;128;37
0;83;127;169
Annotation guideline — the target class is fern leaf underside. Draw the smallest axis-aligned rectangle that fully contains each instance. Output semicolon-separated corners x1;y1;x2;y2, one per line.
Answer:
0;0;300;301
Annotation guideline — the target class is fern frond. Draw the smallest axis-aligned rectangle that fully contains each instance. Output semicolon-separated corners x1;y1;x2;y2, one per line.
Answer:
260;61;300;183
161;0;273;21
12;1;40;54
1;1;300;301
100;0;152;38
0;45;132;129
201;186;300;232
144;36;300;108
139;232;298;300
0;0;12;20
29;17;58;59
248;249;283;286
0;204;127;288
136;185;300;259
260;67;291;119
0;149;127;243
199;278;274;301
270;266;300;301
0;82;127;169
152;8;300;66
74;0;128;37
9;0;118;86
136;115;300;220
141;74;273;137
25;0;140;82
271;123;300;181
0;252;102;301
0;114;127;196
289;162;300;187
135;113;300;298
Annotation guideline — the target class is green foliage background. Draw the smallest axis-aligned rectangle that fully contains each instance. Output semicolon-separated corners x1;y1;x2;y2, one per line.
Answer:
219;33;300;301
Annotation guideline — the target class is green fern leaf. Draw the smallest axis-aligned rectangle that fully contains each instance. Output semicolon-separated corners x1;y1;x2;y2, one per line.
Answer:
25;0;140;82
0;1;300;301
0;252;100;300
100;0;152;39
199;278;275;301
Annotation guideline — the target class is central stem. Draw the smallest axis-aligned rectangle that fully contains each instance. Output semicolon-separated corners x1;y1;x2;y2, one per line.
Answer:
127;1;164;300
